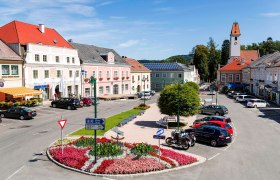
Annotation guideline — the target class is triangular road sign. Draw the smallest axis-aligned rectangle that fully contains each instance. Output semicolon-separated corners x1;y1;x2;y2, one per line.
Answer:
58;119;67;129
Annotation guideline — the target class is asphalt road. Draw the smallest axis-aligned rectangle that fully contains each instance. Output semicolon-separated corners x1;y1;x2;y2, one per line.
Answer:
1;93;280;180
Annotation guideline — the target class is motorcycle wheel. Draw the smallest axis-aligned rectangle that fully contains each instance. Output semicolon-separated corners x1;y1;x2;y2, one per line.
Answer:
165;137;173;146
182;141;190;150
190;140;196;147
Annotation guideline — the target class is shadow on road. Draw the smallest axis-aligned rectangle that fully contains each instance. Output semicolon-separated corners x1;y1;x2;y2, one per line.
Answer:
134;120;159;128
258;108;280;124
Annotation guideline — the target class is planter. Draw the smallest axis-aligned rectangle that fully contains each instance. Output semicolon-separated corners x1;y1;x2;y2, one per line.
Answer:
122;77;125;80
99;78;103;81
126;77;129;79
107;78;110;80
113;77;119;80
84;78;89;83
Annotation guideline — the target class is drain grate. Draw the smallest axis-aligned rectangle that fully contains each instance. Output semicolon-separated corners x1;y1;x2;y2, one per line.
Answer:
38;131;48;134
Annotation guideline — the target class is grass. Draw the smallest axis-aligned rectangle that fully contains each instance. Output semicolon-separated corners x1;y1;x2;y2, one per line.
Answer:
70;109;141;136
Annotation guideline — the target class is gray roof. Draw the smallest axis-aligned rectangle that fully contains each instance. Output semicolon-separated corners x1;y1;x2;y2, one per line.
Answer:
248;51;280;68
0;40;22;61
70;42;128;65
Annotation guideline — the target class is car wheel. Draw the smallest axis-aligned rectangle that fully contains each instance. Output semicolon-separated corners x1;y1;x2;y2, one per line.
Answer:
1;114;4;118
67;106;72;110
165;137;173;146
215;112;220;116
19;115;25;120
210;140;217;147
52;104;56;108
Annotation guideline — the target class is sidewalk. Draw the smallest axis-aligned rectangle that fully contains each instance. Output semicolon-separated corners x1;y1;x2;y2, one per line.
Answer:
105;103;197;145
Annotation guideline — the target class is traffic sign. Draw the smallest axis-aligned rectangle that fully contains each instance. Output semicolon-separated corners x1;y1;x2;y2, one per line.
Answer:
58;119;67;129
85;118;105;130
156;128;164;136
153;135;166;139
112;127;124;136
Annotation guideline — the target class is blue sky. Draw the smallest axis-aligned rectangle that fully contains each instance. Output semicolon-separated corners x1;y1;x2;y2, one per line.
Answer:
0;0;280;60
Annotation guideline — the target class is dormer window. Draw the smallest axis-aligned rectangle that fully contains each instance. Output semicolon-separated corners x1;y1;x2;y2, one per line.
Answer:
235;37;237;41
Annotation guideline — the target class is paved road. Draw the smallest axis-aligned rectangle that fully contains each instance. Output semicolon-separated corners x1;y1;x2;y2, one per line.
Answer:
1;93;280;180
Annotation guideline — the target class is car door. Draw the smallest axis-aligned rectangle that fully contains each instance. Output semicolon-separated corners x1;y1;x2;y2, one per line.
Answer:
259;100;266;107
58;99;65;108
15;108;22;119
202;127;215;143
8;108;17;118
194;127;204;141
206;106;213;114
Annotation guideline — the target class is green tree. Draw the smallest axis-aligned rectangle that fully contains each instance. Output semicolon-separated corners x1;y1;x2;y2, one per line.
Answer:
185;81;199;93
161;55;191;65
193;45;209;81
207;38;220;82
158;83;200;117
221;39;230;65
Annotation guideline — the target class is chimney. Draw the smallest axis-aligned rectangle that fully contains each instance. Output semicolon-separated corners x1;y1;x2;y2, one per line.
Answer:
39;24;45;33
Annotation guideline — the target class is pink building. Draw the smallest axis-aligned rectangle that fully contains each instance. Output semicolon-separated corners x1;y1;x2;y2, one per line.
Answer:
71;43;131;97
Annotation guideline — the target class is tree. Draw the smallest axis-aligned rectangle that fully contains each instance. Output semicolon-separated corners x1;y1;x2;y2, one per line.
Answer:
185;81;199;92
221;40;230;65
158;83;200;117
207;38;220;82
193;45;209;81
161;55;192;65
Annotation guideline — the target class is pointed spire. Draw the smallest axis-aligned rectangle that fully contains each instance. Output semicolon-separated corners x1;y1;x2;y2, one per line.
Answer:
230;22;241;36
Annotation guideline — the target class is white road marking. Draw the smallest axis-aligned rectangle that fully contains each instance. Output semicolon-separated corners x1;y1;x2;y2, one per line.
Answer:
0;142;15;151
6;165;24;180
103;177;115;180
208;153;220;160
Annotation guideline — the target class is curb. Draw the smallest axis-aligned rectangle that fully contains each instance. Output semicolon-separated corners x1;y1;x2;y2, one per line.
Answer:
46;142;206;177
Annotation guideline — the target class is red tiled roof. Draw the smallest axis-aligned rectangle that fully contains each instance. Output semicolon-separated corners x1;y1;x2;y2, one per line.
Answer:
231;22;241;35
0;20;72;48
123;58;150;72
219;50;259;71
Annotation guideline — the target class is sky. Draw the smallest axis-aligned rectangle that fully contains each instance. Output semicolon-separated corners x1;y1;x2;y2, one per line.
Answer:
0;0;280;60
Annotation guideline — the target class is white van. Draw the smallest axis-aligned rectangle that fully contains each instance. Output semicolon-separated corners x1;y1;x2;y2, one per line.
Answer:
236;95;255;102
247;99;269;108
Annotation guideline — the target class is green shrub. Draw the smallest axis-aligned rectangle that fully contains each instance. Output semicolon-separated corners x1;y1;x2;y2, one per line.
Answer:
221;86;229;94
75;137;96;147
31;99;39;106
0;102;5;108
14;102;21;107
134;103;150;110
131;143;156;157
90;142;123;157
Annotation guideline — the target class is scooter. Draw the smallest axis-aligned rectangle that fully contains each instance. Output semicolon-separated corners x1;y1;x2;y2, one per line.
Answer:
165;129;195;150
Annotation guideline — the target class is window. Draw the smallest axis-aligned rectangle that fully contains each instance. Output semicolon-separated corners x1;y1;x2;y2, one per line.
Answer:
114;71;118;77
11;65;18;75
72;57;75;63
156;73;160;78
92;71;96;78
229;74;233;82
85;88;90;97
107;71;110;78
178;73;182;78
98;71;102;78
99;86;104;94
84;71;88;78
43;55;47;62
138;75;140;80
122;71;124;77
67;57;70;63
35;54;40;62
69;70;72;78
156;84;160;88
170;73;174;78
151;74;153;78
147;84;149;89
57;70;61;78
2;65;9;75
44;70;49;78
126;71;128;77
56;56;59;63
106;86;110;93
75;70;79;77
235;37;237;41
33;70;38;79
125;84;128;90
162;73;167;78
221;74;226;82
236;74;240;82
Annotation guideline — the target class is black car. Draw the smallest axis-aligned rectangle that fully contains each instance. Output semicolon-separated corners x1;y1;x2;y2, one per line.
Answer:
194;125;232;146
0;107;37;120
51;98;80;110
201;105;228;116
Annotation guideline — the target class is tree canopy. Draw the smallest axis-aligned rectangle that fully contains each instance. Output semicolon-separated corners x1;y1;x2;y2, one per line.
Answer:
161;54;193;65
193;45;209;81
221;39;230;65
158;83;200;117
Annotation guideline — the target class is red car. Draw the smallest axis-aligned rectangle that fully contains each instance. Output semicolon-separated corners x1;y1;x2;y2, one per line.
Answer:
81;98;92;106
193;121;233;136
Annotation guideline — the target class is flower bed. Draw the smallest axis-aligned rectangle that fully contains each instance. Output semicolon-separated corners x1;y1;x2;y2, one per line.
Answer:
48;137;198;175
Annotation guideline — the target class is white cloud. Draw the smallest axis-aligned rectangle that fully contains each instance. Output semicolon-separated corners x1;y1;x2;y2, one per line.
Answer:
260;12;280;17
64;4;96;17
97;1;114;7
119;40;139;48
109;16;127;20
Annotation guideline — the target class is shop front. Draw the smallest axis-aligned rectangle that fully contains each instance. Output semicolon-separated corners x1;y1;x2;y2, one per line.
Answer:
0;87;42;102
34;84;50;100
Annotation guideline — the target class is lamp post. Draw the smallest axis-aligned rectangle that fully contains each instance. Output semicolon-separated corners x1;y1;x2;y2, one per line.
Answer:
142;77;148;105
89;76;97;163
215;80;219;105
176;83;181;130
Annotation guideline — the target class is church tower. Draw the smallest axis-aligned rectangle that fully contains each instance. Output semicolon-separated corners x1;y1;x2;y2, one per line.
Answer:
230;22;241;57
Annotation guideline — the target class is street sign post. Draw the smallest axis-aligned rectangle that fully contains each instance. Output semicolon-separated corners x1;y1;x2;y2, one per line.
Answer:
112;127;124;145
58;117;67;155
85;118;105;130
153;128;165;162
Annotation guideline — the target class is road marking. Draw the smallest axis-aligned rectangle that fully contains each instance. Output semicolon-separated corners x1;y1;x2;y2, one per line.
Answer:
208;153;220;160
103;177;115;180
6;165;24;180
0;142;15;151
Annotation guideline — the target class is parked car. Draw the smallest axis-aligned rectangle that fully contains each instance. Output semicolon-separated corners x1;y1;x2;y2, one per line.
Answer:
232;92;242;98
87;97;100;105
81;97;92;106
247;99;270;108
51;98;80;110
236;95;255;102
227;91;235;97
194;125;232;146
193;121;233;136
193;115;232;126
201;105;228;116
149;90;156;96
0;107;37;120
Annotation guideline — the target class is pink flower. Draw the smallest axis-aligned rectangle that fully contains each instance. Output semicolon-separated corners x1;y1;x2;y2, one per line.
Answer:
160;149;197;166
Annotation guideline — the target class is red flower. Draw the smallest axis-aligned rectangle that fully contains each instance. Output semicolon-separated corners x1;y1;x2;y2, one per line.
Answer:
94;160;114;173
160;149;197;166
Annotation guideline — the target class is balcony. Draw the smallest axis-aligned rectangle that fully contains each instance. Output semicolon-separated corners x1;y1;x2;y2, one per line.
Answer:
126;77;129;79
122;77;125;80
107;77;110;80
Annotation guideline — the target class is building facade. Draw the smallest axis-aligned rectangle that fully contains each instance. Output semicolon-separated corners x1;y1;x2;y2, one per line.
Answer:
0;40;23;88
123;58;151;94
71;43;131;97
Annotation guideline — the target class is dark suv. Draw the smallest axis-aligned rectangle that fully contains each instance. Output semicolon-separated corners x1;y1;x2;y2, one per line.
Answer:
201;105;228;116
51;98;80;110
194;125;232;146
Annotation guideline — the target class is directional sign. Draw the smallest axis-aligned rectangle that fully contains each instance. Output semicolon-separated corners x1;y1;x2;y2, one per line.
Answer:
112;127;124;136
153;135;166;139
85;118;105;130
58;119;67;129
156;128;164;136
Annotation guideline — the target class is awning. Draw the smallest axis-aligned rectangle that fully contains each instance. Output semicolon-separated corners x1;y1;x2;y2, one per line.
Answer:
226;83;243;88
0;87;42;98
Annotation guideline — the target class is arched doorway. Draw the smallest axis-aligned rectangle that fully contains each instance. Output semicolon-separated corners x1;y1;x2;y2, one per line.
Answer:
137;85;141;92
113;84;119;94
55;85;61;98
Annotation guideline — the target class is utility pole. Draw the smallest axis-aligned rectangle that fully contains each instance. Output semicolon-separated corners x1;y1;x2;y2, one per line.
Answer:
177;83;180;130
89;76;97;163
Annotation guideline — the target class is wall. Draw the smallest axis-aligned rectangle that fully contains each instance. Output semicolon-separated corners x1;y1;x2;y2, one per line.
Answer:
130;72;151;94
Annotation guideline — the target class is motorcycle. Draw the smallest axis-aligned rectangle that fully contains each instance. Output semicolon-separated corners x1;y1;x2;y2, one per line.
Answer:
165;129;195;150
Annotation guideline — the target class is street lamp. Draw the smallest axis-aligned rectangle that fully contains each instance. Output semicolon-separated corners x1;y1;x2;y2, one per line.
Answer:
142;77;148;105
176;83;181;130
